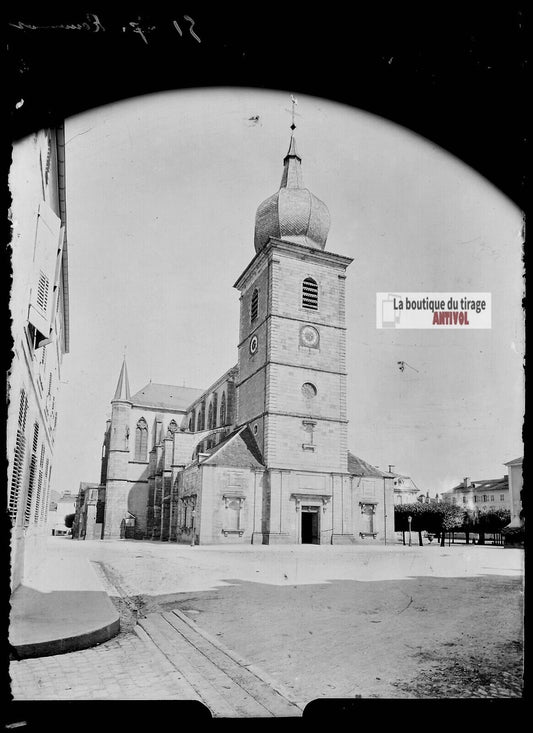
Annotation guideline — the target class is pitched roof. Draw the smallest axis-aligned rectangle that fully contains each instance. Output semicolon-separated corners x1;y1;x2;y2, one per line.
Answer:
130;382;204;411
504;457;523;467
445;476;509;493
347;451;391;478
202;426;264;469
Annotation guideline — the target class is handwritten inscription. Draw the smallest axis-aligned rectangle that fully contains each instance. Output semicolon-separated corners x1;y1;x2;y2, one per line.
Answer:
9;13;201;44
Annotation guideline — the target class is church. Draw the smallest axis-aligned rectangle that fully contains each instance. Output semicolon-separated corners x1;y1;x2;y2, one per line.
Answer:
73;133;397;546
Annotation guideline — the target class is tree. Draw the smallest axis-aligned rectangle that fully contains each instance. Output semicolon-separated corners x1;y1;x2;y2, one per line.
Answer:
473;506;511;544
64;513;75;529
439;504;465;546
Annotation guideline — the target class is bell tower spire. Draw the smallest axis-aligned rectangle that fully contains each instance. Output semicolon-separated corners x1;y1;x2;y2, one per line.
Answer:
113;357;131;402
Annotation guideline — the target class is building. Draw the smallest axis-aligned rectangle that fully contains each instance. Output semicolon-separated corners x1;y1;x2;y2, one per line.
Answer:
441;475;510;510
503;456;523;531
76;133;398;545
8;126;70;589
390;472;420;505
47;490;77;536
72;483;105;540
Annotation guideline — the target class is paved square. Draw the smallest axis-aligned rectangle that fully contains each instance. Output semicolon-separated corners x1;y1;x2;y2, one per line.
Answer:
10;538;524;703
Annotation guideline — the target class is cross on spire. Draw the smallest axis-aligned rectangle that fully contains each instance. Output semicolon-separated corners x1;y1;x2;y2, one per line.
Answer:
285;94;300;132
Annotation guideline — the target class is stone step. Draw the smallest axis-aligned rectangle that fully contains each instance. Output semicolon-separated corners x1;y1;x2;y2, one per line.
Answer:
163;610;300;716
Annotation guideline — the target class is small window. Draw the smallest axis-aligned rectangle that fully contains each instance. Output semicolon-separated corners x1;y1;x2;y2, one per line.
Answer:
301;382;317;398
483;495;487;502
500;494;505;501
251;288;258;323
462;496;467;503
302;277;318;310
474;496;477;502
490;495;494;502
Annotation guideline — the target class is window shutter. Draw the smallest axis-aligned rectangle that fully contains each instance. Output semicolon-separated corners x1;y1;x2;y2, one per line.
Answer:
28;202;62;342
49;225;65;324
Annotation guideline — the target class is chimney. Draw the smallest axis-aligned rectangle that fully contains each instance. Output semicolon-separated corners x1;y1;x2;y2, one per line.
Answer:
463;477;470;488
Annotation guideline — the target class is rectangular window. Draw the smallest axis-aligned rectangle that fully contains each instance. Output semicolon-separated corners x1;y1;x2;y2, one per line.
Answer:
462;496;467;503
474;496;477;502
500;494;505;501
490;495;494;502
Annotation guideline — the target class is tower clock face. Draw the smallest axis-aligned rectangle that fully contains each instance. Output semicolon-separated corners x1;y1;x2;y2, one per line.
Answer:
300;325;319;348
249;334;258;354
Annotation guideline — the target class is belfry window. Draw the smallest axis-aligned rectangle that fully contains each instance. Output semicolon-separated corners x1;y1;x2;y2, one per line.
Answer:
134;418;148;461
302;278;318;310
250;288;258;323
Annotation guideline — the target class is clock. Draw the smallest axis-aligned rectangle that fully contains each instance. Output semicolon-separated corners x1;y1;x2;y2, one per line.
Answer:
300;325;319;348
249;334;258;354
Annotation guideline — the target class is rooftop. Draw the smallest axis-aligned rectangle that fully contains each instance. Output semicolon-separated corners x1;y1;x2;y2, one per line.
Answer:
201;426;264;469
130;382;204;411
347;452;393;478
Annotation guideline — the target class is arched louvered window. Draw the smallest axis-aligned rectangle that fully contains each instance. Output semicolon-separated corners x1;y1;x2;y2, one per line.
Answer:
134;418;148;461
250;288;258;323
220;392;227;426
302;277;319;310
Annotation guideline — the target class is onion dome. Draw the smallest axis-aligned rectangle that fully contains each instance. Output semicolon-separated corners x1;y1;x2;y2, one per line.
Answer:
254;137;330;252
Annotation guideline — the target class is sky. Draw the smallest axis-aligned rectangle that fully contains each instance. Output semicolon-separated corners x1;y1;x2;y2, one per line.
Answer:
41;87;523;496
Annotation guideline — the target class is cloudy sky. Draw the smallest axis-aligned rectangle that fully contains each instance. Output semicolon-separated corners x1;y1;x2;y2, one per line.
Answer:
43;87;523;495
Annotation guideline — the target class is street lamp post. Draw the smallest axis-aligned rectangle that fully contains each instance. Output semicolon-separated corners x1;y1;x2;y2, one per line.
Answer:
408;515;413;547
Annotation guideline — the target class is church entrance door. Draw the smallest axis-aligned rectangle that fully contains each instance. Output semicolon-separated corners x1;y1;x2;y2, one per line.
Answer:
301;506;320;544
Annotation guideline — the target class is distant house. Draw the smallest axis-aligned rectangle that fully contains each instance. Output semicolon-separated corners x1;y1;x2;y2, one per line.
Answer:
390;473;420;505
72;482;105;540
441;475;510;510
48;491;77;536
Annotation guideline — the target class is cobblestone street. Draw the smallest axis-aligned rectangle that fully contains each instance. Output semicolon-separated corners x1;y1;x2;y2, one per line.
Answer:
9;538;524;707
10;631;194;700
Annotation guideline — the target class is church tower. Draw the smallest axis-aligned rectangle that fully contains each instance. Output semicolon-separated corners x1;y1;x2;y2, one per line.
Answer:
102;357;132;538
235;136;353;472
234;131;353;543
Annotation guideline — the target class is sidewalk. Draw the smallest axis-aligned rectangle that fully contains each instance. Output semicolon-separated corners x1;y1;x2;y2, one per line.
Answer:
9;538;120;659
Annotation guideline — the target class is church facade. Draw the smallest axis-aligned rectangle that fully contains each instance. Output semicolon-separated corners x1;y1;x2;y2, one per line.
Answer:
75;135;396;545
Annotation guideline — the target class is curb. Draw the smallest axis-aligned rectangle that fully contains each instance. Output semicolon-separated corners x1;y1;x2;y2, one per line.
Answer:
10;611;120;660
